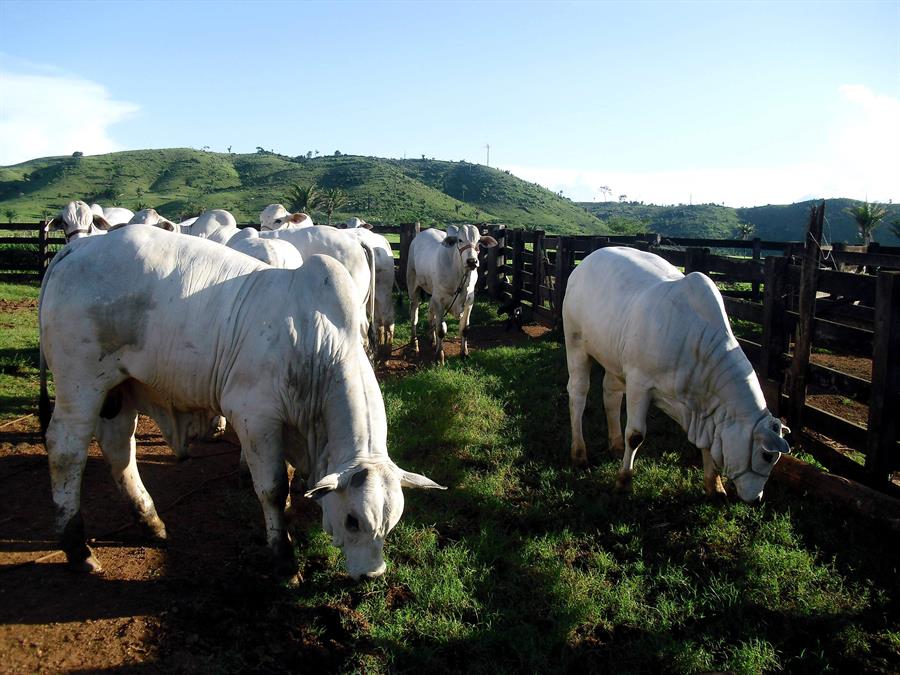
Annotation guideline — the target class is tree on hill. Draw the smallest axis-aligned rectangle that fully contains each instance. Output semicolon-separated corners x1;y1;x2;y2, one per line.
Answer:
890;219;900;239
845;200;887;245
735;222;754;239
286;183;321;213
4;208;16;223
320;187;349;225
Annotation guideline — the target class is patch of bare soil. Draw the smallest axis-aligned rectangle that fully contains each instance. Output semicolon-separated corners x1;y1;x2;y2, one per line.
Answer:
0;298;37;313
809;352;873;381
0;321;553;672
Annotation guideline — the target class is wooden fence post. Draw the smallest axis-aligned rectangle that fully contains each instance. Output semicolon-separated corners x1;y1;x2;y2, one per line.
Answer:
752;237;762;301
38;222;49;279
486;225;505;300
787;203;825;433
684;247;709;275
760;255;790;414
511;229;524;311
398;222;419;290
865;271;900;483
532;230;545;312
553;236;572;324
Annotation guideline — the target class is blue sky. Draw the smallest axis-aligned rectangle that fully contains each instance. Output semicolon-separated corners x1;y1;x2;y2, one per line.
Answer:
1;0;897;206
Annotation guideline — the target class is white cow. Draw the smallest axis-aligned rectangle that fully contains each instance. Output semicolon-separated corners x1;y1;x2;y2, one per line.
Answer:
269;211;314;230
258;224;377;351
344;227;396;357
343;217;372;230
179;209;240;243
226;228;303;269
39;225;445;579
406;225;498;363
46;201;111;241
90;203;134;226
563;246;791;502
260;204;291;231
127;208;177;231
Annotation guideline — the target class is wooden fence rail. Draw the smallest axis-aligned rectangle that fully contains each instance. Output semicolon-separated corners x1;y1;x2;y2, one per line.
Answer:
2;220;898;492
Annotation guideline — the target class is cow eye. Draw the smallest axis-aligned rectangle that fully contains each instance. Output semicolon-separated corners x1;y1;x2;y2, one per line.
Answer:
345;514;359;532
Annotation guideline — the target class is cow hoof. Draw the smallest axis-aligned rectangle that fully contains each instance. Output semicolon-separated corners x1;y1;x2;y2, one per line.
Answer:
608;442;625;459
68;553;103;574
141;515;168;543
614;471;633;493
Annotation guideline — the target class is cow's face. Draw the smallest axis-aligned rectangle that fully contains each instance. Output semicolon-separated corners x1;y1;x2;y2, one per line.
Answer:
306;463;445;580
270;212;312;231
718;414;790;502
442;224;498;270
46;200;110;241
260;204;290;231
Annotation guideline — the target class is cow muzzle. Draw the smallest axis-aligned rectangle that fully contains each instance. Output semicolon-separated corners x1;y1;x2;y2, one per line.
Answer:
465;258;478;270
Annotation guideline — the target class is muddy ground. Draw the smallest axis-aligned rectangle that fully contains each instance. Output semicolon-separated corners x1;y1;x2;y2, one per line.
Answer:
0;323;539;673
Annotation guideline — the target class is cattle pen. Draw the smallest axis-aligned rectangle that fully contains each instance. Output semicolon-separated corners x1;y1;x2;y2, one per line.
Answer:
1;214;898;497
2;214;900;672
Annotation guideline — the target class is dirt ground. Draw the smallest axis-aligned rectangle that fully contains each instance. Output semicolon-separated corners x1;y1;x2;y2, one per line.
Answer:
0;322;542;673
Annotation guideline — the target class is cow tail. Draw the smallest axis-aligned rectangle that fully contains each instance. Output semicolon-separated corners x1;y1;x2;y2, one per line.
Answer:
360;241;377;352
37;248;69;442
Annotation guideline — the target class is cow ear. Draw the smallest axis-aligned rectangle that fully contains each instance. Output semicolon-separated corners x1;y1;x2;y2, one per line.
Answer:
361;220;373;230
290;212;309;224
92;215;112;231
158;218;176;232
45;217;63;232
304;472;341;499
479;235;498;248
398;469;447;490
442;236;458;247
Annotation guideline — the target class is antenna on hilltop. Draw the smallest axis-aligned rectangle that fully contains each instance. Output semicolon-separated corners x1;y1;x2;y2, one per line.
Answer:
485;143;490;167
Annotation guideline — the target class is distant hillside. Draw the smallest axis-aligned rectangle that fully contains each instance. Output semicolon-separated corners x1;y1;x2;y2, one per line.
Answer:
2;148;896;244
0;149;605;233
578;199;900;246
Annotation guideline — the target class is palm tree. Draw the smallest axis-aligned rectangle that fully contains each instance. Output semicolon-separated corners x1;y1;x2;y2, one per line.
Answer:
285;183;321;213
845;200;887;246
4;208;16;224
735;222;754;240
320;187;349;225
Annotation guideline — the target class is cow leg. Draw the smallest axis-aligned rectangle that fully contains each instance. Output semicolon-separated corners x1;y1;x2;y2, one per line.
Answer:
95;404;167;542
430;302;447;365
460;300;474;358
615;380;651;493
409;285;421;354
233;419;295;576
701;448;727;498
603;373;626;458
46;413;102;573
566;345;592;468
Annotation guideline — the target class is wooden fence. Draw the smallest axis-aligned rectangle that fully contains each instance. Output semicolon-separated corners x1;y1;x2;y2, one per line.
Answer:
3;219;898;492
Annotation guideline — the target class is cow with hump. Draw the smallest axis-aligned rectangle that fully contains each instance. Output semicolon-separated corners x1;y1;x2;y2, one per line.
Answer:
563;246;790;502
39;225;445;580
406;224;498;363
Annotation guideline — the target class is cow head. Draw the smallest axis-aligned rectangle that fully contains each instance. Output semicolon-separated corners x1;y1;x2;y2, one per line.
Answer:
271;212;312;230
344;217;373;230
441;224;499;270
128;208;176;231
716;413;791;502
45;201;111;241
306;461;445;580
260;204;290;231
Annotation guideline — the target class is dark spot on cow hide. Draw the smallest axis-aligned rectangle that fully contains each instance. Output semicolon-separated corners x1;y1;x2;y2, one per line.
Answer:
349;467;369;488
87;292;156;359
628;432;644;449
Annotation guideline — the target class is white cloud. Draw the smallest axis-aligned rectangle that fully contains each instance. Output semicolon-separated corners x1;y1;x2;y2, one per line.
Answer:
0;70;138;165
505;85;900;207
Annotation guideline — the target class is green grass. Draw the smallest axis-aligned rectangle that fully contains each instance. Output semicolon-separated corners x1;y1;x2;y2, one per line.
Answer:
3;284;898;672
0;281;41;419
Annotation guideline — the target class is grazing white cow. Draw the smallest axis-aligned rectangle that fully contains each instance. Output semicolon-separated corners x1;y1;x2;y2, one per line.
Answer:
127;208;177;231
563;246;791;502
407;225;498;363
260;204;292;231
90;203;134;226
344;227;396;356
46;201;111;241
179;209;240;243
226;228;303;268
39;225;445;579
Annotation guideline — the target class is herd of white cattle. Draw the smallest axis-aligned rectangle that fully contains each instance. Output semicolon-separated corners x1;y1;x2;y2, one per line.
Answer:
36;199;790;581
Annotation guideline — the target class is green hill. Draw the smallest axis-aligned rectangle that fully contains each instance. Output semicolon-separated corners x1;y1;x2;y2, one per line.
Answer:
2;148;897;244
0;149;606;232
